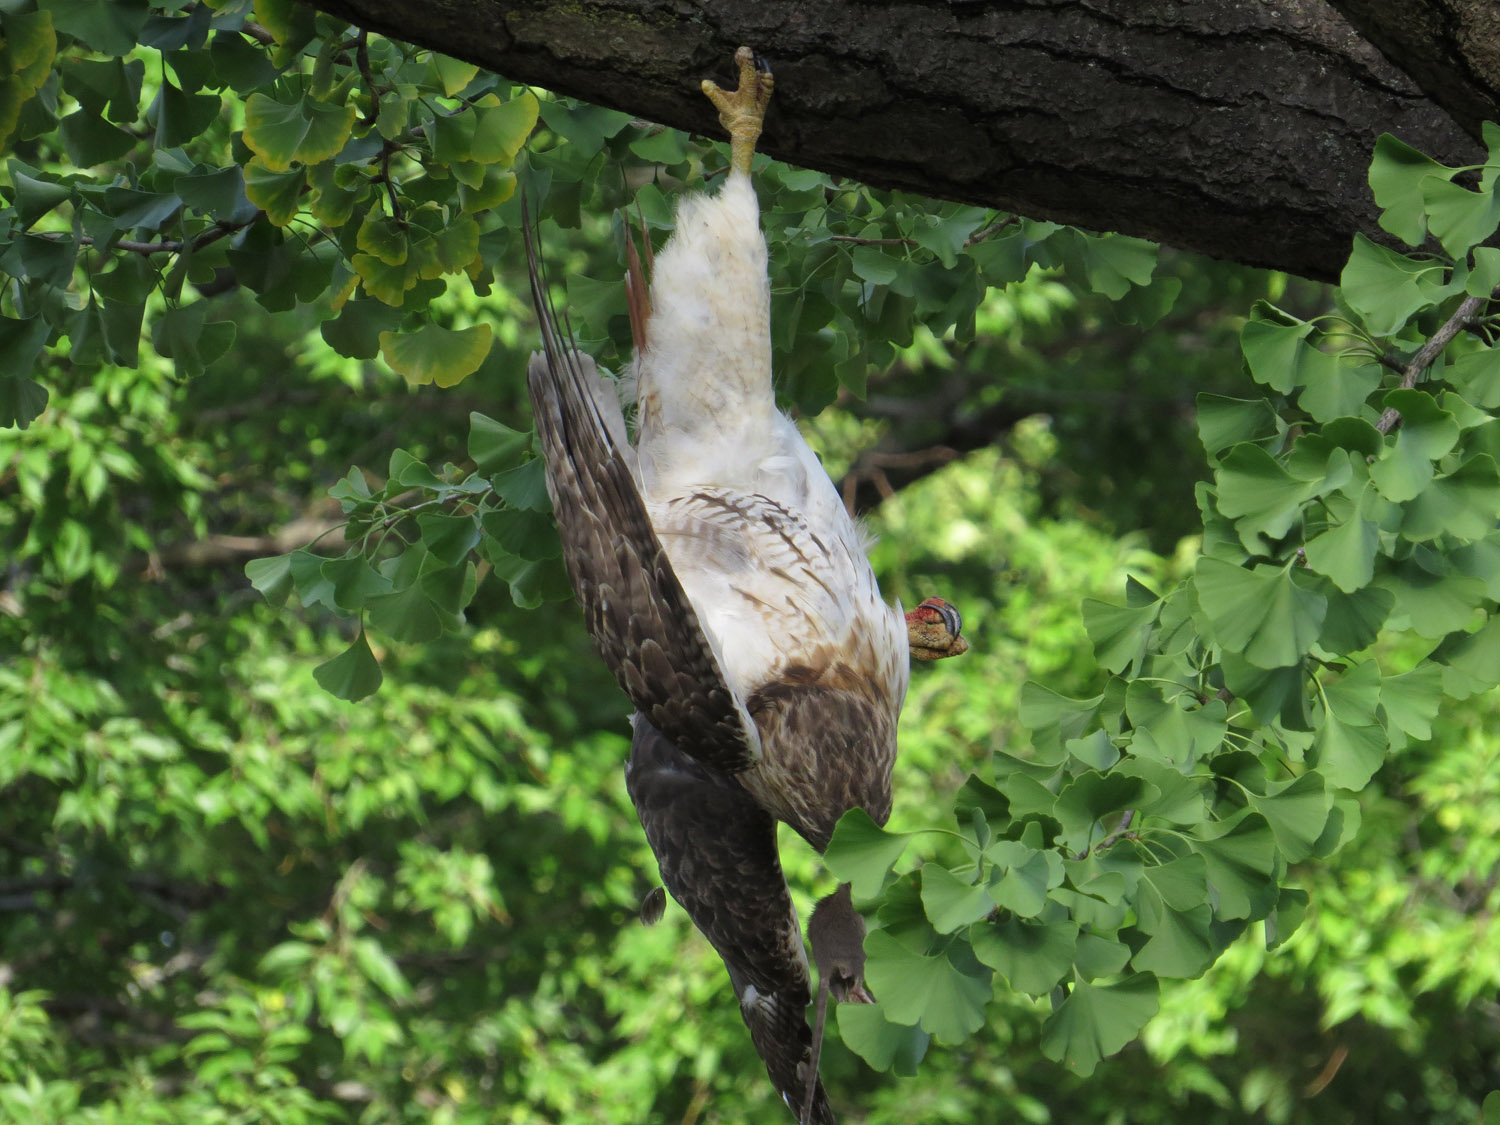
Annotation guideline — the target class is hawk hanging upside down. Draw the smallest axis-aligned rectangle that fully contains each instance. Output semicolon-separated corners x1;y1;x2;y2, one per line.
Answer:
524;47;968;1123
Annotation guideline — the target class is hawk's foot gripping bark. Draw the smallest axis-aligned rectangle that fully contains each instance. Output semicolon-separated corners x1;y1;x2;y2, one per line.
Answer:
702;46;773;176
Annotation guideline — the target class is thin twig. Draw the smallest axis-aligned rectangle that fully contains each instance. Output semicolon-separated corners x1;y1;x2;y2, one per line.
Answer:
354;31;380;129
1077;810;1136;860
1376;288;1496;433
240;20;275;46
829;215;1017;251
34;219;256;257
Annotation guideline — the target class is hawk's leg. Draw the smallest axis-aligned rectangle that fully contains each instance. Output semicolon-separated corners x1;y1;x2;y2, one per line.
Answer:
702;46;773;176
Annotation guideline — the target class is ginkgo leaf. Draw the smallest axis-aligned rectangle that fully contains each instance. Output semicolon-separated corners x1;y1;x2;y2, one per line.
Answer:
244;553;294;605
1239;306;1314;393
1071;932;1132;979
1195;558;1327;669
416;513;481;565
430;53;479;97
1401;455;1500;542
1304;508;1379;593
863;930;992;1044
1368;132;1450;245
357;209;409;265
1446;346;1500;409
490;459;551;511
468;412;531;473
242;159;305;227
1196;393;1281;457
1188;811;1278;921
920;865;992;934
1341;234;1441;336
1298;356;1382;424
1375;562;1486;640
1421;175;1500;258
825;808;911;899
1315;582;1394;655
367;582;445;644
1369;390;1459;502
1245;772;1331;862
1124;681;1227;768
1379;663;1444;739
1323;658;1381;726
1052;772;1154;847
1131;882;1215;979
1431;614;1500;698
1215;442;1348;549
481;508;561;562
312;632;383;702
470;93;539;162
969;916;1078;996
1312;712;1387;791
1082;596;1159;674
836;1000;930;1076
985;844;1057;918
1040;974;1159;1076
379;323;492;388
319;554;393;612
242;92;356;171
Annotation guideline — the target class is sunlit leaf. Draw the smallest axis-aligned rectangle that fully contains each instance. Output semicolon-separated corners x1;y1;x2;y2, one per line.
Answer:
379;323;493;388
242;92;356;172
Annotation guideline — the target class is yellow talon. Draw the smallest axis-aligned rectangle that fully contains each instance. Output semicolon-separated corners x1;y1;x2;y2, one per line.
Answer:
701;45;773;176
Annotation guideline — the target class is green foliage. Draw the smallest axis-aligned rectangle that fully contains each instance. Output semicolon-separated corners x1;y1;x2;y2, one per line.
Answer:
811;125;1500;1083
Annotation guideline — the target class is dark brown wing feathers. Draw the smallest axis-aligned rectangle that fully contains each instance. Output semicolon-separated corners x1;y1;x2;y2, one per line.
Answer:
522;203;758;774
628;719;835;1125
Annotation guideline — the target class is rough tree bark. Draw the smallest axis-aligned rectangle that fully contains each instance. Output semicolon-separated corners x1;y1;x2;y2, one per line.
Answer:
1326;0;1500;141
301;0;1497;282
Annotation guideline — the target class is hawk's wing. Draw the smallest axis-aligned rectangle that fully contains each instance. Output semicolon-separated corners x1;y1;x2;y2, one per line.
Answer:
523;209;760;774
627;716;834;1125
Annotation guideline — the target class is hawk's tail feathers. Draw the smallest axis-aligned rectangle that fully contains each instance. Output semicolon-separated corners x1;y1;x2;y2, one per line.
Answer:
737;981;837;1125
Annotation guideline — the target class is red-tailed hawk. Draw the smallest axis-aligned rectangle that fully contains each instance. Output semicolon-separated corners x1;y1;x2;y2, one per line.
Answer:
524;48;967;1123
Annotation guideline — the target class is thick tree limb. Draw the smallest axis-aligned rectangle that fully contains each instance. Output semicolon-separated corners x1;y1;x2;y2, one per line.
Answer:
1325;0;1500;140
303;0;1484;280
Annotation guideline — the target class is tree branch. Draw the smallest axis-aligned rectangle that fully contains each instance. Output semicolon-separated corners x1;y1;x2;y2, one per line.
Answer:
1376;289;1494;433
302;0;1482;280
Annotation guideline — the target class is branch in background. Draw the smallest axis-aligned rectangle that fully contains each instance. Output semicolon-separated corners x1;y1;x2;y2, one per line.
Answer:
35;217;261;257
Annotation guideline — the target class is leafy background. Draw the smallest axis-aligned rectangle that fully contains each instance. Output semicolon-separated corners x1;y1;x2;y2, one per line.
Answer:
2;2;1500;1123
